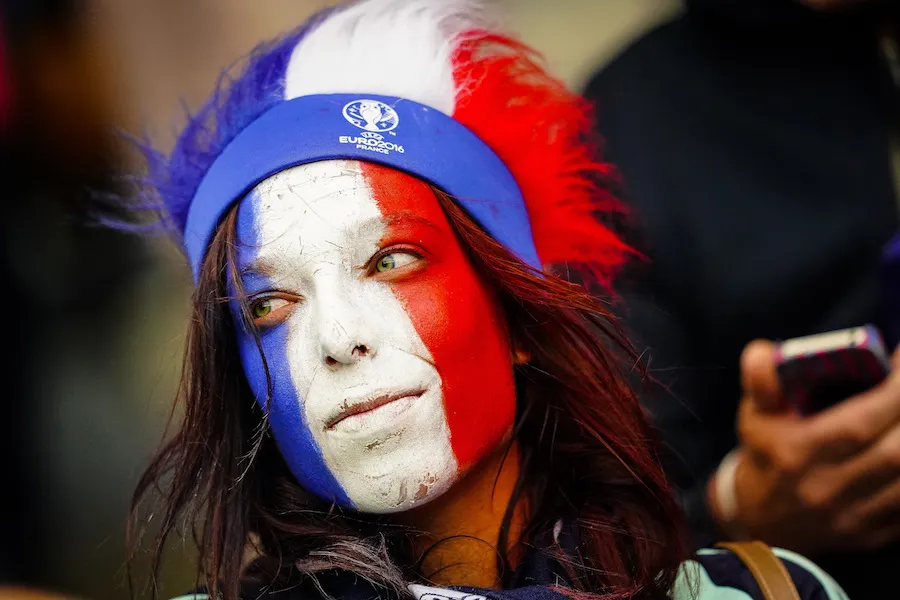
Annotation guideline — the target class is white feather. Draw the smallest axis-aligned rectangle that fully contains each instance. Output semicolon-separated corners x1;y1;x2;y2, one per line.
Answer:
283;0;503;115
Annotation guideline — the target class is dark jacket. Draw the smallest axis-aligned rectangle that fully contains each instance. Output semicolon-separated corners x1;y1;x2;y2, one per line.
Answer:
177;544;846;600
584;0;900;597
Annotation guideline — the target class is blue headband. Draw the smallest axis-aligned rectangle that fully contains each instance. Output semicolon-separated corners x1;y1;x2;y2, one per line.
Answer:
184;93;540;279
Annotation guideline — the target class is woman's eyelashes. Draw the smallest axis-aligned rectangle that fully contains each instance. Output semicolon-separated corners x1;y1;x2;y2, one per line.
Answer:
248;295;299;328
367;247;424;278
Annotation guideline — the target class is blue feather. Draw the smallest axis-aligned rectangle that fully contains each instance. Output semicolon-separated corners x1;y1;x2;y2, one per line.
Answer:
120;6;339;237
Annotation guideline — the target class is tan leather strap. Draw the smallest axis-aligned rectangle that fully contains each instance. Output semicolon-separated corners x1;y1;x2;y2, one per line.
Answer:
716;542;801;600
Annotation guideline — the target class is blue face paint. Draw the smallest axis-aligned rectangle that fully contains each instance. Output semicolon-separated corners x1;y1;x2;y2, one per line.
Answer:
230;194;352;508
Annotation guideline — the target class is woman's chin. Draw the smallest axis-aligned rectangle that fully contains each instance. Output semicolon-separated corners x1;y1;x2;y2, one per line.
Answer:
344;468;459;515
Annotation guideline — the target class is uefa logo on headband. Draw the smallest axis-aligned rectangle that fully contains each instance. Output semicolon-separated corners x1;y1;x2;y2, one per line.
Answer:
342;99;400;133
339;99;405;156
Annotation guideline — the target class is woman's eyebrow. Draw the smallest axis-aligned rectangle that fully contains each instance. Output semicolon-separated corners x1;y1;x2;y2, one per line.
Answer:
381;210;443;232
239;262;277;283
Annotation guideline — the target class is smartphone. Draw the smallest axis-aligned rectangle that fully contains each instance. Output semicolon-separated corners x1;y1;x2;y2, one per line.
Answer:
774;325;891;415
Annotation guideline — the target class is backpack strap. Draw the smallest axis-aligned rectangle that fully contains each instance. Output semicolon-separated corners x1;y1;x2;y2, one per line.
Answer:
716;542;801;600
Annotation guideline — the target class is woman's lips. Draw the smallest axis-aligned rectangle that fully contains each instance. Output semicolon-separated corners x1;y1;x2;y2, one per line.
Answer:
325;389;426;431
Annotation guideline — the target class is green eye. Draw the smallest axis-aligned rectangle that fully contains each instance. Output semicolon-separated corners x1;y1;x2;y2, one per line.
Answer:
247;296;295;327
251;299;273;319
376;255;397;272
374;252;418;273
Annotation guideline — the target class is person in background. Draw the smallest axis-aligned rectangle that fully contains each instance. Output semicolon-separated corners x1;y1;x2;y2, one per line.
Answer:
0;0;143;593
584;0;899;597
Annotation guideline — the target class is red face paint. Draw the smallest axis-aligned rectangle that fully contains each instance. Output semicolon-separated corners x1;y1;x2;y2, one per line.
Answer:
361;162;517;470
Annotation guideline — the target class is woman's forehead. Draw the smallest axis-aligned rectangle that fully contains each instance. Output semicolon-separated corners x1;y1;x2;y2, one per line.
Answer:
244;161;379;232
241;160;437;224
235;160;448;263
251;160;369;216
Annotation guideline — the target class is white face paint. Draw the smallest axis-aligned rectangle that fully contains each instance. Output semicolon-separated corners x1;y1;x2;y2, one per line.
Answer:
239;160;458;512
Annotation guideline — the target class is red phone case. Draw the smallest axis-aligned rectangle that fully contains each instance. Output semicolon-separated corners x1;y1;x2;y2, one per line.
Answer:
774;325;890;415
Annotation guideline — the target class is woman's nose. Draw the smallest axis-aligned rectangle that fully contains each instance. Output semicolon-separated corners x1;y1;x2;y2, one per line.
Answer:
323;342;372;367
314;287;376;368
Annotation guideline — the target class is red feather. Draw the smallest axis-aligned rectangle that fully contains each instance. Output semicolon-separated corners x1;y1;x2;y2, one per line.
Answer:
450;31;635;291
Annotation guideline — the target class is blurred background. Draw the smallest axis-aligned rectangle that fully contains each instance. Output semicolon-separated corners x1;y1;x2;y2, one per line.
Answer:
0;1;681;599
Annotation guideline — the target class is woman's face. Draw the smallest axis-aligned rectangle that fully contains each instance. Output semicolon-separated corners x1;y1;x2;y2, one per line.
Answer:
232;160;517;513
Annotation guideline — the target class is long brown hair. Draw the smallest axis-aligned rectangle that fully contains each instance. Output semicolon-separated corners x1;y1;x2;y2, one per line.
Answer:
129;188;689;600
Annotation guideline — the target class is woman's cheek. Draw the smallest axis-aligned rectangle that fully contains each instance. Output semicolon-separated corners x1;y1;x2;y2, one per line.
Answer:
399;268;497;353
399;280;450;347
392;265;515;469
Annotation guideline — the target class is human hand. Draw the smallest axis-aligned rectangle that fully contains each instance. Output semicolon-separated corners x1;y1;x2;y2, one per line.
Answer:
709;339;900;556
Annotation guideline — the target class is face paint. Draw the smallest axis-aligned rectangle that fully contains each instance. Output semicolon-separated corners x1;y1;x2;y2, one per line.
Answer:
360;163;517;470
233;160;516;513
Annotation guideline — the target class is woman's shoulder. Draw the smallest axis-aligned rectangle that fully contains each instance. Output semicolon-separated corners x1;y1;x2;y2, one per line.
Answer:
169;547;849;600
670;547;849;600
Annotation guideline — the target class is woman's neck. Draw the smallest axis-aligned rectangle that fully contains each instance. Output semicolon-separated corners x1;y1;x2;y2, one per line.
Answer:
398;441;527;590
